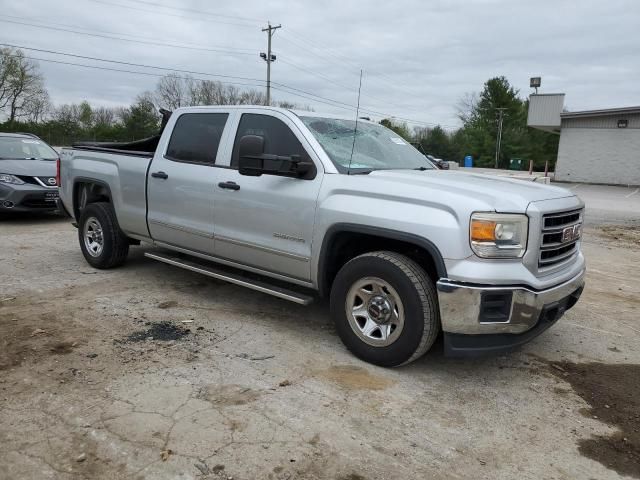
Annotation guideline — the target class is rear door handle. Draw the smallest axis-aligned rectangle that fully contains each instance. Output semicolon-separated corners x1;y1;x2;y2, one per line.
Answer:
218;181;240;191
151;171;168;179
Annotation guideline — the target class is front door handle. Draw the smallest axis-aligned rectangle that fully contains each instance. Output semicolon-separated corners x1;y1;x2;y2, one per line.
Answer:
218;181;240;191
151;171;168;179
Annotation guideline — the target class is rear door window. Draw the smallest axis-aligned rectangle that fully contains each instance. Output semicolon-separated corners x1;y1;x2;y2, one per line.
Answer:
166;113;229;165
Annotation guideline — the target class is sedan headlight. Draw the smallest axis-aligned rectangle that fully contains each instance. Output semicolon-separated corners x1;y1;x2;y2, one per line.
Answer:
470;213;528;258
0;174;25;185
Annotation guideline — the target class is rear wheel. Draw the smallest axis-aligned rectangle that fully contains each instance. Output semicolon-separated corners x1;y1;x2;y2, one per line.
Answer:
78;202;129;269
330;251;440;367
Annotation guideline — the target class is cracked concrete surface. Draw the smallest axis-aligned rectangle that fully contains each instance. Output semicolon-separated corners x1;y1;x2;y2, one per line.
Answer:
1;212;639;480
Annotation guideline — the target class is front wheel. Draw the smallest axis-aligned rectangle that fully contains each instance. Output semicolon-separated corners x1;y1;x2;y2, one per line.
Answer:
78;202;129;269
330;251;440;367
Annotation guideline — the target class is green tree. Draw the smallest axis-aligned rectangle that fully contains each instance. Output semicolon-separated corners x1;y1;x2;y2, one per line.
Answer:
78;100;93;130
419;125;451;160
120;93;159;140
379;118;412;141
453;76;559;170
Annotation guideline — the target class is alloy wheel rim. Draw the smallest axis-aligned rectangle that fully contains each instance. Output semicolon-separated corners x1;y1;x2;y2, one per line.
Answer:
345;277;405;347
83;217;104;257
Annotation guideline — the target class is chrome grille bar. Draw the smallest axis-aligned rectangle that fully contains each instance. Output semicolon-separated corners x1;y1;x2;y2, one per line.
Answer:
539;209;583;268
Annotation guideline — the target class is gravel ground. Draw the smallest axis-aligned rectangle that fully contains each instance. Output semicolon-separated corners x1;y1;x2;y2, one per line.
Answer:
0;203;638;480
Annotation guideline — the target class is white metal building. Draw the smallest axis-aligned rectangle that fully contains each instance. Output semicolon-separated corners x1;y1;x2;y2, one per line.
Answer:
528;94;640;186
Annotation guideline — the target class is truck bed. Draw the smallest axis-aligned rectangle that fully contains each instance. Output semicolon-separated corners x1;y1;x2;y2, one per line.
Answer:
72;135;161;158
60;145;153;239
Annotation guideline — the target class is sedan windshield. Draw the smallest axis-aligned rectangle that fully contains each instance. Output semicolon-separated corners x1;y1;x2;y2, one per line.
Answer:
0;137;58;160
300;116;434;173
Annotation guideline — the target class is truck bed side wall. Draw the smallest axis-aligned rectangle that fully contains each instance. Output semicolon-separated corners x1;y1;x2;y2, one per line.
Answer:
60;149;152;239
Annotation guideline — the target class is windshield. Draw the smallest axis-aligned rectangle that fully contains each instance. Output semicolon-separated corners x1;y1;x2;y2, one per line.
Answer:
0;137;58;160
300;116;434;173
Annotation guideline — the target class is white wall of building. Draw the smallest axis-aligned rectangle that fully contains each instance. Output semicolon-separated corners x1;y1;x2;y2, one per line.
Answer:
555;126;640;185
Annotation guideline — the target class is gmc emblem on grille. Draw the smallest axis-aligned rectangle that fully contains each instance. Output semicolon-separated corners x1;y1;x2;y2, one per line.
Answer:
561;224;581;243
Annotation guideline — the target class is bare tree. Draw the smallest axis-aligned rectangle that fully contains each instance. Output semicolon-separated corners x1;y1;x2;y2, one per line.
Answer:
456;91;479;124
24;89;51;123
412;126;431;142
93;106;116;128
154;73;188;110
154;73;308;110
188;78;225;105
0;49;49;122
0;48;16;112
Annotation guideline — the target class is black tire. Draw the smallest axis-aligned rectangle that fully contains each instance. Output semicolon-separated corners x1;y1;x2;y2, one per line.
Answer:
330;251;440;367
78;202;129;269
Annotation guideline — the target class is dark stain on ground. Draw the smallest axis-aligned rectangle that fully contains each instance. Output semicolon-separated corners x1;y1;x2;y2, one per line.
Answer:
117;321;190;343
49;341;76;354
0;313;74;370
157;300;178;309
549;361;640;478
595;224;640;248
198;384;261;406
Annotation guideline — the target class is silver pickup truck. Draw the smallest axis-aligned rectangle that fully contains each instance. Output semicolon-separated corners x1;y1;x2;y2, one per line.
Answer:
58;106;585;366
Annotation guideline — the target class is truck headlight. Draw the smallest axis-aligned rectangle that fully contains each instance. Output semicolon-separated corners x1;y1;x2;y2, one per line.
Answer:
470;213;528;258
0;174;25;185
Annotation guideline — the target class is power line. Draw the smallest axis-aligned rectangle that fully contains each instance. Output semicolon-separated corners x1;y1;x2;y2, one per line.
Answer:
7;52;358;115
7;54;266;90
77;0;450;125
278;30;424;97
99;0;432;101
125;0;264;24
0;17;256;57
276;32;437;117
1;43;363;114
0;42;365;115
0;43;266;84
0;14;256;53
88;0;258;28
1;43;454;128
278;58;356;93
277;57;423;114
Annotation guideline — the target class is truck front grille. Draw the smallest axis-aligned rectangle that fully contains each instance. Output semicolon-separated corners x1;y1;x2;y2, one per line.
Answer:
539;209;583;269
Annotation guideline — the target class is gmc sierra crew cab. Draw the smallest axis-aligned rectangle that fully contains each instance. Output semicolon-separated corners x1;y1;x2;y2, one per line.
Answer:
58;106;585;366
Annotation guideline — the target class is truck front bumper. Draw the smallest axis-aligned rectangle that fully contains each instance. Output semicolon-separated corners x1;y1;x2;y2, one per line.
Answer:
436;269;585;357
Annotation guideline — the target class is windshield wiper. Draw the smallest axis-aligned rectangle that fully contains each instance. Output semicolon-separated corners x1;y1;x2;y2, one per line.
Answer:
413;166;430;171
348;169;373;175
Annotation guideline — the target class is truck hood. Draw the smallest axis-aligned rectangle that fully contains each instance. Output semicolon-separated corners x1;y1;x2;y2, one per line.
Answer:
367;169;575;212
0;159;57;177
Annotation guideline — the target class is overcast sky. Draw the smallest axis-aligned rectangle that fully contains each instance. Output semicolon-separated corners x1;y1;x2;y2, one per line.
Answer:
2;0;639;128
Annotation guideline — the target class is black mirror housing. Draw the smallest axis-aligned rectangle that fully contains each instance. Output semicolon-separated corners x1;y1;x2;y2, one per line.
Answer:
238;135;265;176
238;136;315;179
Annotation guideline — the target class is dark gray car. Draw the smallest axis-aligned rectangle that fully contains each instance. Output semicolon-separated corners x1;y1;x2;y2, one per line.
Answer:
0;133;59;212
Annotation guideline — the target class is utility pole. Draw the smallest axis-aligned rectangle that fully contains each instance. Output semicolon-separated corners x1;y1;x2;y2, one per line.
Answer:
494;107;507;169
261;22;281;106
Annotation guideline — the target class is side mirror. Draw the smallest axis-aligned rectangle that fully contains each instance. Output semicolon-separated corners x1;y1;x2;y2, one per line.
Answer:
238;135;265;176
238;135;314;178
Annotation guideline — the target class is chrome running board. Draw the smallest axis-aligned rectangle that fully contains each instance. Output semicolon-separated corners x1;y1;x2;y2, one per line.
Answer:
145;251;314;305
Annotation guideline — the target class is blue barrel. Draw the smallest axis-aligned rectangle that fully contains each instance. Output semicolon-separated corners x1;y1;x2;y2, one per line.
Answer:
464;155;473;168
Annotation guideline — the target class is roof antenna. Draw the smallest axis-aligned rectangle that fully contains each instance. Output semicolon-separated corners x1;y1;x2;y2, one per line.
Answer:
347;69;363;175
